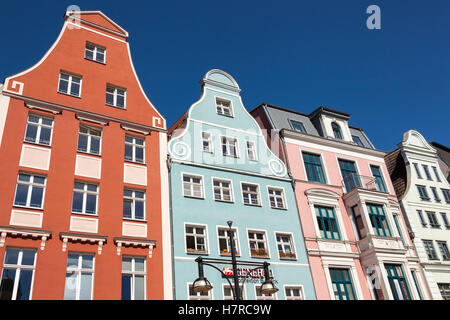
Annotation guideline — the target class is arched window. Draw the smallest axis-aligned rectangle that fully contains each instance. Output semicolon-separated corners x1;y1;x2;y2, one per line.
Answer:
331;122;343;140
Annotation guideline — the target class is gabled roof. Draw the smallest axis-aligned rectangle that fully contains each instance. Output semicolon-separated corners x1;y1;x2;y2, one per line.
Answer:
65;10;129;39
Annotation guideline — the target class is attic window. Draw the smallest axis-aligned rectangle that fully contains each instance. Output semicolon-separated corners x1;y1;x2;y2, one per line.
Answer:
352;135;364;147
85;42;106;64
289;119;306;133
216;98;233;117
331;122;343;140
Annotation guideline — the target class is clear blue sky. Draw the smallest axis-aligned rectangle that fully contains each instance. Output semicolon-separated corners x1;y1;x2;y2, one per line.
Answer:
1;0;448;151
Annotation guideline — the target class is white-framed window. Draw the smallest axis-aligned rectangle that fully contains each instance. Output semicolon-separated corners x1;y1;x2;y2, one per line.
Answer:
0;248;37;300
106;84;126;109
221;136;238;157
125;135;145;163
123;189;145;220
182;174;204;198
246;141;257;161
223;284;244;300
71;182;98;215
121;256;146;300
255;284;276;300
276;233;296;259
85;42;106;63
284;286;304;300
13;173;46;209
58;72;82;97
188;283;211;300
217;227;239;256
242;183;260;206
24;114;54;146
185;225;208;254
216;98;233;117
268;187;286;209
213;178;233;202
64;253;95;300
248;230;269;258
77;125;102;155
202;132;213;153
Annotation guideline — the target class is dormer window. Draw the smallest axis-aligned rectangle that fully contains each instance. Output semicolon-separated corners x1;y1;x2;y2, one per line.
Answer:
85;42;106;64
331;122;343;140
289;120;306;133
106;85;126;109
216;98;233;117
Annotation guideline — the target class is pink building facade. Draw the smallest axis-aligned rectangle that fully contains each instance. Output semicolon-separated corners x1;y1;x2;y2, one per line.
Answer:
251;103;430;300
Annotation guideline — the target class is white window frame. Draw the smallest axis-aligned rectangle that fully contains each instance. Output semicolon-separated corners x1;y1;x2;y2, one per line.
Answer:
58;72;82;97
106;84;126;109
246;140;257;161
202;132;213;153
217;225;240;257
71;182;99;215
184;223;209;255
123;189;146;221
124;135;145;164
24;114;54;146
13;173;46;209
247;229;270;258
121;256;146;300
77;125;102;155
187;282;212;300
221;136;239;158
182;173;205;199
0;248;37;300
241;182;261;206
255;284;277;300
63;253;95;300
215;97;233;117
222;283;245;300
274;232;296;260
85;42;106;64
212;178;234;202
284;285;304;300
267;186;287;210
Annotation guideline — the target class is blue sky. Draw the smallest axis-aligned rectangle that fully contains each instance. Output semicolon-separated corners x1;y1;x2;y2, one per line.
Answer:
0;0;448;151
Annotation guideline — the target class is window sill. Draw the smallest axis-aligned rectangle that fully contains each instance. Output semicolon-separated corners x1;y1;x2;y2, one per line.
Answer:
124;160;146;166
71;211;98;217
243;203;262;207
270;206;287;211
250;255;270;259
220;252;241;257
106;103;126;110
183;195;205;200
279;256;297;261
23;141;52;148
57;91;81;99
12;205;44;211
186;251;209;256
84;57;106;65
122;218;147;223
77;151;102;158
214;199;234;204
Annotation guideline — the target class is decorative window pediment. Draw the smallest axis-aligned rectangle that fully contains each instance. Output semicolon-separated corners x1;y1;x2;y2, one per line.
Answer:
0;225;51;250
114;237;156;258
60;232;107;254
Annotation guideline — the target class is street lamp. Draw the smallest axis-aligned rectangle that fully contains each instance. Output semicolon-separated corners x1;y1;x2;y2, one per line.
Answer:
192;221;278;300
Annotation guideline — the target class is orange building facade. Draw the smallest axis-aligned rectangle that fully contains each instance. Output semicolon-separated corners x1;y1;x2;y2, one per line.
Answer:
0;11;172;300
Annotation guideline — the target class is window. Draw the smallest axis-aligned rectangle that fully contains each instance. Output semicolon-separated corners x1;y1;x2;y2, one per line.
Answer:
393;214;405;245
417;210;427;227
248;231;269;258
329;268;356;300
285;286;304;300
441;213;450;229
72;182;98;215
223;284;244;300
202;132;212;153
385;264;411;300
213;179;233;202
182;175;204;198
423;240;439;260
438;283;450;300
411;271;423;300
432;166;442;182
121;256;145;300
24;114;53;146
366;203;392;237
411;164;422;180
416;185;430;201
77;125;101;155
63;253;95;300
221;136;238;157
216;98;232;117
58;72;81;97
0;248;36;300
426;211;440;228
14;173;46;209
123;189;145;220
302;152;327;184
431;187;441;202
188;283;210;300
276;233;296;259
106;85;126;109
331;122;343;140
125;135;145;163
352;135;364;147
422;165;432;181
85;42;105;63
437;242;450;261
255;285;276;300
218;227;239;256
370;165;387;192
241;183;260;206
339;159;361;191
315;205;340;240
442;189;450;203
246;141;257;161
185;225;207;254
289;120;306;133
268;187;286;209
